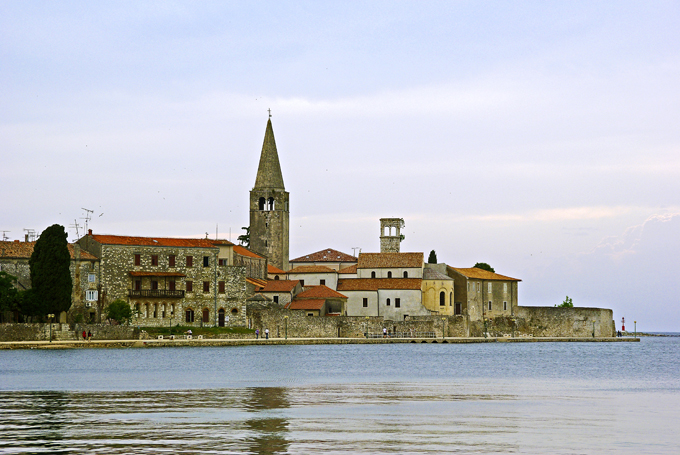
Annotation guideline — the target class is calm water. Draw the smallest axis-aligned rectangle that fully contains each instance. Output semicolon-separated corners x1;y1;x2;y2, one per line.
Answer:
1;338;679;454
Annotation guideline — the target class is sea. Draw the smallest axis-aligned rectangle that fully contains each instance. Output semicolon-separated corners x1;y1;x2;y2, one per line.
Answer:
1;336;679;454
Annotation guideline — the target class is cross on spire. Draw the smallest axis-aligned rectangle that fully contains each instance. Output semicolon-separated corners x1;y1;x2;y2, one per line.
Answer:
268;108;272;118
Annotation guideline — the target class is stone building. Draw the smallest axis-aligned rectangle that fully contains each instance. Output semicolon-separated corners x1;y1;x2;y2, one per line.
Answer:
286;265;339;289
290;248;357;271
0;240;100;323
446;266;520;322
284;285;348;317
233;245;267;280
77;231;247;327
380;218;405;253
249;118;290;271
422;267;456;316
257;279;301;306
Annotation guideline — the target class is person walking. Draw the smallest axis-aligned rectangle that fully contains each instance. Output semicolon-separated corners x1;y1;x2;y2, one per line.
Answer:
82;330;87;341
265;328;269;340
383;327;387;338
87;330;92;342
255;329;259;339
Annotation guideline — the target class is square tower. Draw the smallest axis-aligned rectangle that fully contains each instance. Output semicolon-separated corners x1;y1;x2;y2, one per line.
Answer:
380;218;404;253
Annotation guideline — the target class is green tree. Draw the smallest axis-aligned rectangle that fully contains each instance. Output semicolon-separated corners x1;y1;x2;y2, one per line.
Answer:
0;271;19;314
427;250;437;264
106;299;133;325
558;296;574;308
474;262;495;273
29;224;72;318
237;226;250;248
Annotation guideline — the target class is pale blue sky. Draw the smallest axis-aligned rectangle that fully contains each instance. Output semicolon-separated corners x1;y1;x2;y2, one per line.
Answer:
1;1;679;330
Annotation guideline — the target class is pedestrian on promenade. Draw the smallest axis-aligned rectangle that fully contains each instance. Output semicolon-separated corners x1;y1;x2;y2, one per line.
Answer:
265;328;269;340
383;327;387;338
255;329;259;339
82;330;87;341
87;330;92;342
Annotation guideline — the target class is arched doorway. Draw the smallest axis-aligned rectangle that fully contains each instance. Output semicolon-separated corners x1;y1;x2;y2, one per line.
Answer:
218;308;225;327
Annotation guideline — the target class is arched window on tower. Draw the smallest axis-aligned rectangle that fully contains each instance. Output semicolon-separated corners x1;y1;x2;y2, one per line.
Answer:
403;271;408;278
387;271;392;278
258;197;265;211
440;291;446;306
268;197;275;210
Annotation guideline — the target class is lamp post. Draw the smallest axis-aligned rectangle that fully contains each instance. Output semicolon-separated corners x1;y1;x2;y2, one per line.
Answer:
365;316;369;339
284;315;288;340
634;321;637;338
442;317;446;340
47;314;55;342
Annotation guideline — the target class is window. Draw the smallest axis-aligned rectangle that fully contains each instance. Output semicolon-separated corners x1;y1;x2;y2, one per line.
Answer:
259;197;265;210
219;281;225;293
488;282;492;293
86;290;98;301
403;271;408;278
273;296;279;304
134;280;141;291
151;255;158;266
169;280;176;291
218;258;228;266
186;281;193;292
371;271;376;278
488;301;492;311
450;292;453;306
88;273;96;283
300;280;304;286
203;281;210;292
386;298;391;306
387;271;392;278
203;256;209;267
307;313;314;317
320;279;326;285
455;303;462;315
185;309;194;323
186;256;193;267
395;298;401;308
134;254;141;266
440;291;446;306
503;301;508;311
169;255;176;267
202;309;209;323
151;280;158;290
363;298;368;308
274;275;280;280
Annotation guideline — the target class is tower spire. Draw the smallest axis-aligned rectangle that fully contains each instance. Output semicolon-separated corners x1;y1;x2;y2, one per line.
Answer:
254;118;285;190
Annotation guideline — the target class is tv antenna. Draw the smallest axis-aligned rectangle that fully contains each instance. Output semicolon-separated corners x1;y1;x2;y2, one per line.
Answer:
81;208;93;233
24;229;37;242
69;220;82;239
1;231;9;241
352;247;361;257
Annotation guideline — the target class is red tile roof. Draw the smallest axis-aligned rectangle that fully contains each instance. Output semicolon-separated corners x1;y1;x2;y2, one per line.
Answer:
233;245;265;259
90;234;217;248
357;252;423;269
291;248;357;263
129;271;186;277
259;280;300;292
337;278;422;291
338;264;357;274
1;241;97;260
285;299;325;310
295;285;347;299
211;239;235;246
268;264;285;274
448;266;521;281
286;265;337;274
246;277;268;288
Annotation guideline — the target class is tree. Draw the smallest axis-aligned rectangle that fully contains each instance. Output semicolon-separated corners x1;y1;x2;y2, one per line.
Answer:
0;271;19;314
237;226;250;248
107;299;132;325
428;250;437;264
474;262;495;273
558;296;574;308
29;224;72;318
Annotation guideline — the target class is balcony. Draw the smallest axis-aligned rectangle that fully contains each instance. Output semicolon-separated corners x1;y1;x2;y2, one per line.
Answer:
128;290;185;299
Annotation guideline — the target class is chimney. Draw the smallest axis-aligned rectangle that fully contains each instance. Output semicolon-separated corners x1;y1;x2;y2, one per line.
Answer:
25;234;29;242
88;229;92;236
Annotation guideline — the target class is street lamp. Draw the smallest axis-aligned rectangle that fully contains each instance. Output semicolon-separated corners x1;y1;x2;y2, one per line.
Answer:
47;314;55;342
284;315;288;340
365;316;369;339
634;321;637;338
442;317;446;340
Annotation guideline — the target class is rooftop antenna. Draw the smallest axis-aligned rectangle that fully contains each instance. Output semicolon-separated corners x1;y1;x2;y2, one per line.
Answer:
81;208;94;233
69;220;82;239
23;229;37;242
1;231;9;241
352;247;361;257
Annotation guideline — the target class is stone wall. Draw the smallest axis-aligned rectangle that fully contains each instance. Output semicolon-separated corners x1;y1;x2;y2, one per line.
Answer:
514;306;614;337
0;323;138;341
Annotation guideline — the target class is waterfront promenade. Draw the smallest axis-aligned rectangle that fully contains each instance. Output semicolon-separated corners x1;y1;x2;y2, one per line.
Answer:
0;336;639;349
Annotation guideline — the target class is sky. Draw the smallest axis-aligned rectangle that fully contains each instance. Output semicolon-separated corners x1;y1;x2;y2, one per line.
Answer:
1;1;679;330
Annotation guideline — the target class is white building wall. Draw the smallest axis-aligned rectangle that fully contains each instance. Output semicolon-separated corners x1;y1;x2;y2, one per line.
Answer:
357;267;423;279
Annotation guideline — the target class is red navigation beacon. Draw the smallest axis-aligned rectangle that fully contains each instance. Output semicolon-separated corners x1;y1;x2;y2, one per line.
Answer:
621;317;625;332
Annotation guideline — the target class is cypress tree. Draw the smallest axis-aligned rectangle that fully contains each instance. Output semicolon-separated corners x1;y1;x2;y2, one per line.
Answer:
428;250;437;264
29;224;72;317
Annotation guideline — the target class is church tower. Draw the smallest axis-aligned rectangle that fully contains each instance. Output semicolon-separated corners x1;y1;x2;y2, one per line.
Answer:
249;118;290;270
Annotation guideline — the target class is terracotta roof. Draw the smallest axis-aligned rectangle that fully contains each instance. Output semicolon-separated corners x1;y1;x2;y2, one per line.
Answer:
259;280;300;293
286;265;337;274
423;268;454;281
357;252;423;269
448;266;521;282
291;248;357;263
246;277;268;288
211;239;235;246
90;234;217;249
129;271;186;277
337;278;422;291
268;264;285;274
0;241;97;261
286;299;325;310
338;264;357;274
295;285;347;299
233;245;265;259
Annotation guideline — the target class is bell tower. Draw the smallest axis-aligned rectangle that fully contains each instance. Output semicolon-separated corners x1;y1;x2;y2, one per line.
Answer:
249;118;290;270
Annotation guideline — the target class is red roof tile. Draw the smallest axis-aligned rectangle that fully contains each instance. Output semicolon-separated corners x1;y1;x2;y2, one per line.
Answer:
286;265;337;274
90;234;217;248
1;241;97;261
268;264;285;274
247;277;268;288
448;266;521;282
211;239;235;246
233;245;265;259
357;252;423;269
295;285;347;299
291;248;357;263
286;299;325;310
338;264;357;274
259;280;300;292
337;278;422;291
